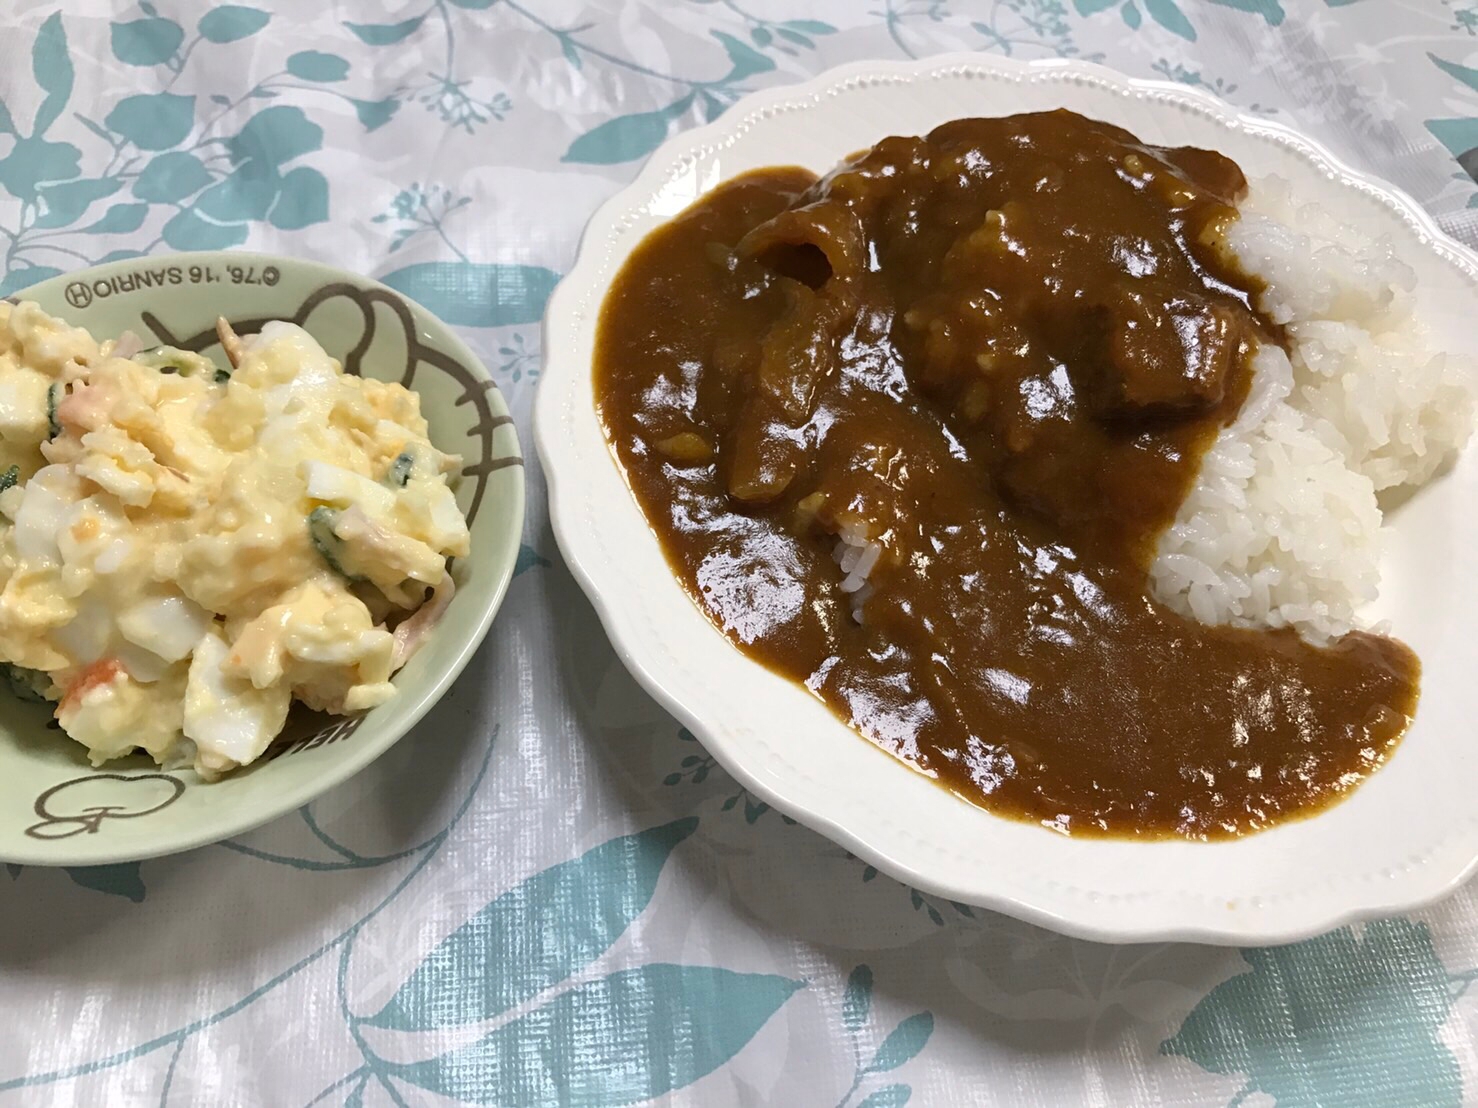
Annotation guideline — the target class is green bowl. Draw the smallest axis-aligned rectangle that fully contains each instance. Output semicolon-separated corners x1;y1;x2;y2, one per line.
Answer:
0;252;524;865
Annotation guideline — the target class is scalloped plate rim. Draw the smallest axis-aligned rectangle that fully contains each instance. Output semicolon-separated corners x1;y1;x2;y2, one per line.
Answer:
536;54;1478;945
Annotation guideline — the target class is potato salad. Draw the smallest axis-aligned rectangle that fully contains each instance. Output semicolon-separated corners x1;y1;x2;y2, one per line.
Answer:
0;301;469;777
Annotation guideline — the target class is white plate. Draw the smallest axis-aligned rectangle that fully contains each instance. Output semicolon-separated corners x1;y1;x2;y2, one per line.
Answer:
536;54;1478;945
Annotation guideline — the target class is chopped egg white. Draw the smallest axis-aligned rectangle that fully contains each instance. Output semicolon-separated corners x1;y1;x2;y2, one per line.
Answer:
0;302;470;778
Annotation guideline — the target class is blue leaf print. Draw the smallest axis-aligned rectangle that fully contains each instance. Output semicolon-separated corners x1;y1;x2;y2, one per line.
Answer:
865;1012;934;1074
859;1086;912;1108
84;202;149;234
0;138;81;205
269;166;328;229
133;151;212;203
226;106;322;171
110;16;184;67
0;266;61;297
1425;118;1478;162
700;91;726;122
75;117;115;147
344;16;426;46
1122;2;1144;28
363;817;698;1032
1162;919;1464;1108
104;93;196;151
287;50;350;83
1206;0;1286;24
1144;0;1197;39
227;107;324;168
514;543;550;577
713;31;776;81
350;98;400;132
64;863;145;902
0;100;15;136
1073;0;1119;13
784;19;838;33
34;177;120;229
31;13;73;136
197;5;271;44
842;965;873;1032
385;964;803;1106
380;262;560;328
196;164;277;222
447;0;496;8
1431;52;1478;95
563;95;695;165
161;207;249;250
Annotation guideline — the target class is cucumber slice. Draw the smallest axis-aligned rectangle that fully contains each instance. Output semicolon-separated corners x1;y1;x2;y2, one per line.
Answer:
308;507;357;580
137;345;229;383
45;382;61;440
387;451;414;488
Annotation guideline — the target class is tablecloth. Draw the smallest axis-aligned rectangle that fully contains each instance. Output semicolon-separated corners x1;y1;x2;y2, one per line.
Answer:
1;2;1477;1105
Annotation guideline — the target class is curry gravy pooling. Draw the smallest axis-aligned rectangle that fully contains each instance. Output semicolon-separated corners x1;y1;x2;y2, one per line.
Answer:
594;111;1418;839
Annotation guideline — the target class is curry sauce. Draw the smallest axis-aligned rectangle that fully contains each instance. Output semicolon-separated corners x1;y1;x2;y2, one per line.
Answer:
594;111;1418;839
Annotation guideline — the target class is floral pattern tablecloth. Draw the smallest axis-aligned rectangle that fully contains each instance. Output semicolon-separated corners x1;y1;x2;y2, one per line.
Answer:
2;2;1478;1105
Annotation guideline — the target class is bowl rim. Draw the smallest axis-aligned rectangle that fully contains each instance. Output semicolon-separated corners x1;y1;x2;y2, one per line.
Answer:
535;52;1478;945
2;249;524;866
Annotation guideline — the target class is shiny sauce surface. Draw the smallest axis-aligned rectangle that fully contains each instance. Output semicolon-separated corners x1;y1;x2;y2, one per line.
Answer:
594;111;1418;838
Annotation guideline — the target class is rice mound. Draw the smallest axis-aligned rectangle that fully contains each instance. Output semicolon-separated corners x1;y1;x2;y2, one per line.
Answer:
1148;177;1476;642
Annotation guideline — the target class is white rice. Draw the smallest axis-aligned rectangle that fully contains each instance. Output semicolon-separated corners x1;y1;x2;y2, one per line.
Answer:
1150;177;1475;642
834;177;1475;641
834;518;881;622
